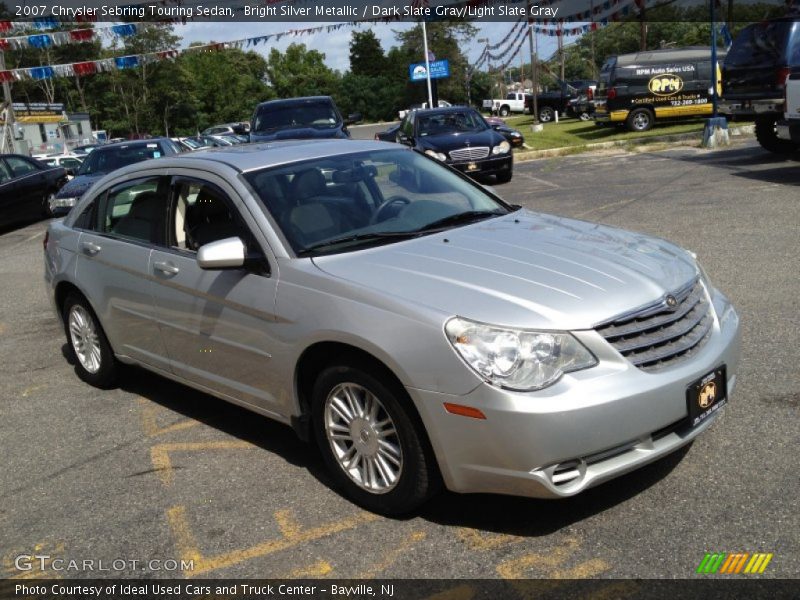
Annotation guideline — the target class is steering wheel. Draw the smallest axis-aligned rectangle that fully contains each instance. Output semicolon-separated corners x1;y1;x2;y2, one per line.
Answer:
371;196;411;224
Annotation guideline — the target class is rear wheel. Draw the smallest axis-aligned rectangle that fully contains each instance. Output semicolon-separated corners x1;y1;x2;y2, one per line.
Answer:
754;115;799;154
311;363;438;515
538;106;555;123
63;294;118;388
626;108;654;132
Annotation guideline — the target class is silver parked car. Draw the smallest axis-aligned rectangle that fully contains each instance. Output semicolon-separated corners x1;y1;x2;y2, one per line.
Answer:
44;140;740;514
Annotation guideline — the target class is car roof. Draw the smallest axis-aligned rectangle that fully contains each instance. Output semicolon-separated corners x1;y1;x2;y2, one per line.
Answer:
91;138;172;152
99;140;404;175
410;106;478;118
254;96;333;109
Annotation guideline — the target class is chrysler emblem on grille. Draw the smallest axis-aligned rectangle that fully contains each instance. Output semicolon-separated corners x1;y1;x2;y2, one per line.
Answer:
665;294;678;309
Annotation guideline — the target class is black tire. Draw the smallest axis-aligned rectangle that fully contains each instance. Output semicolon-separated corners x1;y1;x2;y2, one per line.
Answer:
538;106;555;123
754;115;799;154
311;362;439;515
495;168;513;184
42;190;56;218
62;293;118;388
499;105;510;117
626;107;654;132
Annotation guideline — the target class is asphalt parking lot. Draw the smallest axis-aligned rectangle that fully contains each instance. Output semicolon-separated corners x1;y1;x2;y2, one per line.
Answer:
1;138;798;584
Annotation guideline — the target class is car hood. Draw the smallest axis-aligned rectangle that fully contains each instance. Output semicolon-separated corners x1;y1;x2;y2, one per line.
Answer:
312;210;698;330
55;173;105;199
418;129;504;152
250;126;346;142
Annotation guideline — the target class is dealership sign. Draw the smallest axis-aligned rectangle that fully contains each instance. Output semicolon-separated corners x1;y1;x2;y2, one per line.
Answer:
409;59;450;81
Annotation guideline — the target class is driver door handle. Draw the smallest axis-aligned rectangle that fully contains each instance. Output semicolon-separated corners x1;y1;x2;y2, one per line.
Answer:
80;241;102;255
153;261;179;275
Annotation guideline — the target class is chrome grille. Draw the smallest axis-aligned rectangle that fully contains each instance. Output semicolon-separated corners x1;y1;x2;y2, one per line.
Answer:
449;147;490;161
596;279;712;372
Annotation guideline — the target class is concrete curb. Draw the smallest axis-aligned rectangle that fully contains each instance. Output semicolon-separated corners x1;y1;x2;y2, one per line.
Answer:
514;124;756;162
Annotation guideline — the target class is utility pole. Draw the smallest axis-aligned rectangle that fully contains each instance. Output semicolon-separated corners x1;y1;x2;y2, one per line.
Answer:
421;20;434;108
0;50;17;154
558;22;565;82
526;0;539;121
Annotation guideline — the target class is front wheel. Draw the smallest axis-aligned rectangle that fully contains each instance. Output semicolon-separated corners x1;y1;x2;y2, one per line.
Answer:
495;169;513;184
63;294;118;388
312;363;438;515
499;105;510;117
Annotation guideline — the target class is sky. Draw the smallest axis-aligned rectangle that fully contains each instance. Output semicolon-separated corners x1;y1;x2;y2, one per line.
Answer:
175;21;576;74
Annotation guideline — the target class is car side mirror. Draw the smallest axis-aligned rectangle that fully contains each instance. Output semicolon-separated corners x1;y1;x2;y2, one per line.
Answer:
397;133;413;146
197;237;246;270
345;112;362;125
65;168;75;176
490;124;501;130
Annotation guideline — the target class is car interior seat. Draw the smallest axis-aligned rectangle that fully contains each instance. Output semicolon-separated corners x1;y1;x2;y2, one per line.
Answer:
112;191;164;242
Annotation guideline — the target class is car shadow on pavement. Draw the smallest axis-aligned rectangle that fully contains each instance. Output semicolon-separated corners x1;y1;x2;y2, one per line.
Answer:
113;362;330;479
666;145;800;169
107;361;693;531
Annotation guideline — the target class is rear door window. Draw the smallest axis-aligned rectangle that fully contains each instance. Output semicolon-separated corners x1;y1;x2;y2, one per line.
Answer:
98;177;168;245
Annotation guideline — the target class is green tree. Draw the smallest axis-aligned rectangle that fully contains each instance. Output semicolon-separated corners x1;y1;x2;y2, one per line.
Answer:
266;43;341;99
349;30;387;78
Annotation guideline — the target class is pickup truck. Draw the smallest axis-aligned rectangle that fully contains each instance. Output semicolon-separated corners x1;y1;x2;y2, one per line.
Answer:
777;72;800;144
525;82;581;122
483;92;529;117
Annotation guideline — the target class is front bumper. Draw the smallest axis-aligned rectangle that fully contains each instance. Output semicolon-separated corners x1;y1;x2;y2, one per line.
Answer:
776;119;800;142
407;289;740;499
448;155;512;177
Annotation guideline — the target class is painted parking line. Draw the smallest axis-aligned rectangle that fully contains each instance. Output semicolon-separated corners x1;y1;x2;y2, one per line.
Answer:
150;441;254;486
21;384;47;398
3;542;64;580
423;585;475;600
549;558;610;578
357;531;426;578
166;505;379;576
455;527;523;551
282;560;333;578
137;398;201;438
495;537;581;578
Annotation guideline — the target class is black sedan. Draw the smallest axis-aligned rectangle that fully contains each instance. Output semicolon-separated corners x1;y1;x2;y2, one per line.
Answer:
0;154;68;225
395;107;513;183
51;138;181;216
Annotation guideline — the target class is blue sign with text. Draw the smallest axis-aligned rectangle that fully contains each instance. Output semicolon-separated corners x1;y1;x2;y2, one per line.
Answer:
409;59;450;81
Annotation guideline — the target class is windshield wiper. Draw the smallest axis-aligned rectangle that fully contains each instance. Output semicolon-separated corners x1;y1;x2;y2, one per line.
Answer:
416;210;505;232
298;231;421;256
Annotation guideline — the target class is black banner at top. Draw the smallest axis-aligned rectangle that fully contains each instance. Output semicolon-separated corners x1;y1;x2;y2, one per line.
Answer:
1;0;797;24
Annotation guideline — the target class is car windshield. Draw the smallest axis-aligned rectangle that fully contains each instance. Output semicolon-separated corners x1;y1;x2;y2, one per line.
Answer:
244;148;511;256
76;143;164;175
253;101;341;132
417;110;488;136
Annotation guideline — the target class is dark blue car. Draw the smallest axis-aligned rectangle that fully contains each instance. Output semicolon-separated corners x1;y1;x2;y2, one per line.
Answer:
250;96;361;142
51;138;180;216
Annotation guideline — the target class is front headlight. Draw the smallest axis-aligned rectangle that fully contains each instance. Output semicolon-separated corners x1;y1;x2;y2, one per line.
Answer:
492;141;511;155
445;317;597;391
424;149;447;161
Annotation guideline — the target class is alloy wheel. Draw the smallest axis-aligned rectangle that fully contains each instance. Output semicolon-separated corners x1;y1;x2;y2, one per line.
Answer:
323;382;403;493
68;305;102;374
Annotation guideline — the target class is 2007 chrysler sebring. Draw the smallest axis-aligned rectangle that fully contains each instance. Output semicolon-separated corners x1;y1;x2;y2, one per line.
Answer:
44;140;739;514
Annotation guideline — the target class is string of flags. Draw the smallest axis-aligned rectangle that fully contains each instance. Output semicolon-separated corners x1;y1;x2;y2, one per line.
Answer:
0;24;356;82
0;22;142;51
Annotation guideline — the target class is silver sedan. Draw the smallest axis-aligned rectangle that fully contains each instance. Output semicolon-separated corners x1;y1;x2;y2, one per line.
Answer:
44;140;740;514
